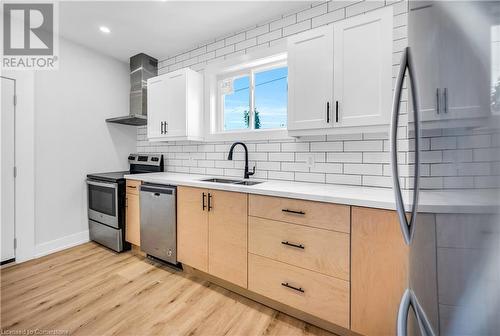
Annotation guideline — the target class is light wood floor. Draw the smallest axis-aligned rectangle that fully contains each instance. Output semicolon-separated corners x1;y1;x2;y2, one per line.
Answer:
1;242;336;336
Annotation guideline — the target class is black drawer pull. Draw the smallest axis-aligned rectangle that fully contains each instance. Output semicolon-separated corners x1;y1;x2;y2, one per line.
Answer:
202;192;207;211
208;193;213;211
281;241;305;249
282;209;305;215
281;282;305;293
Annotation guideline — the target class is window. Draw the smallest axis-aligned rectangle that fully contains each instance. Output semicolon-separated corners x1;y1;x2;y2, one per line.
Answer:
218;61;288;132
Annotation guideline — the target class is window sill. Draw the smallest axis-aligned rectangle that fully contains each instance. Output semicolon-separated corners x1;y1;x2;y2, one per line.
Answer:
205;129;293;142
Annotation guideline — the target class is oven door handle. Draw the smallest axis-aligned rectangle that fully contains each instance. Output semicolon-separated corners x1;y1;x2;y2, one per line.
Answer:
86;179;118;189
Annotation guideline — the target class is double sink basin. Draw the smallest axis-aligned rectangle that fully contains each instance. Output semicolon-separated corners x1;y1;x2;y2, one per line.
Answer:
201;178;263;186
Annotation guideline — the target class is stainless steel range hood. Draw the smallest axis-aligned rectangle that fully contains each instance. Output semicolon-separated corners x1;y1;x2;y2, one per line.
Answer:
106;53;158;126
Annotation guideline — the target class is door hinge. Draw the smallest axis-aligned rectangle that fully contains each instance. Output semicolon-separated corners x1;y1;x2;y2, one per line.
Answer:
13;166;17;178
13;94;17;106
14;238;17;249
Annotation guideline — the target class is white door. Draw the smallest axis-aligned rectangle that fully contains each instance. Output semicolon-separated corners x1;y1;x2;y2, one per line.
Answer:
287;25;334;131
438;1;490;120
147;77;167;139
164;71;187;137
1;77;16;263
409;3;442;122
333;6;393;128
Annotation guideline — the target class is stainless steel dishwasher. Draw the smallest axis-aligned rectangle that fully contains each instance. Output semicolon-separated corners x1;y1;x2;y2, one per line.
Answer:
139;184;177;265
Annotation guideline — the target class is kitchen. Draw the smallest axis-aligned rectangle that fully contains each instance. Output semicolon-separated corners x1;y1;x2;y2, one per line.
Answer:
1;1;499;335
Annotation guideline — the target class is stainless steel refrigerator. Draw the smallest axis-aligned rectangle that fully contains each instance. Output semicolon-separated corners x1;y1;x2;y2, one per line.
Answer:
391;1;500;335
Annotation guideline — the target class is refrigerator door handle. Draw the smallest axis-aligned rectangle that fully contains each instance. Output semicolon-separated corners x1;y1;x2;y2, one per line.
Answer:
397;289;411;336
412;291;436;336
397;289;436;336
390;47;421;245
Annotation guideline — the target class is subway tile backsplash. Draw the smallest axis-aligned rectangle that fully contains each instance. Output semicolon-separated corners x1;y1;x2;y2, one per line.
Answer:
136;0;499;190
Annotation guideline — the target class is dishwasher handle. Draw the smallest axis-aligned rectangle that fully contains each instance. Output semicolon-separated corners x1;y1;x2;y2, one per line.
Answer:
140;184;176;195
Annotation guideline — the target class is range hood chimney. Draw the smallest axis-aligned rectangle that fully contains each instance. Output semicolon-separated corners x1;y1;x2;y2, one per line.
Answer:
106;53;158;126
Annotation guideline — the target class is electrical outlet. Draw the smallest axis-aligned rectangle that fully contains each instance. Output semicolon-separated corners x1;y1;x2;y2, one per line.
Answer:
306;154;315;168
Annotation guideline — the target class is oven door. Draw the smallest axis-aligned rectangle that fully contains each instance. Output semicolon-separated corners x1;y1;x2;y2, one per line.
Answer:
87;179;119;228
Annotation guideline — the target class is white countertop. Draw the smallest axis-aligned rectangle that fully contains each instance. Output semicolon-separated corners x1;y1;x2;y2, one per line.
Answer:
125;172;499;214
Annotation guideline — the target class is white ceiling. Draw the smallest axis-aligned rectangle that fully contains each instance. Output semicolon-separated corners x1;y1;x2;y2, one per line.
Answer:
59;1;315;63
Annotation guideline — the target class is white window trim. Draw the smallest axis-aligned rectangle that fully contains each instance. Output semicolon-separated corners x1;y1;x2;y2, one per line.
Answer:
204;43;294;141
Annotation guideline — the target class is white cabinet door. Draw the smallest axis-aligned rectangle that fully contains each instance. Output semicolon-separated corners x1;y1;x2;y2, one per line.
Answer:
147;77;167;139
409;3;441;122
333;6;393;127
288;25;334;131
164;71;187;137
409;2;491;125
438;1;490;120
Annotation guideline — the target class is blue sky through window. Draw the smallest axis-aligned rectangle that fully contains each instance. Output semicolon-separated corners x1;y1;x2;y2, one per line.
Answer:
223;76;250;130
222;66;288;131
255;67;287;129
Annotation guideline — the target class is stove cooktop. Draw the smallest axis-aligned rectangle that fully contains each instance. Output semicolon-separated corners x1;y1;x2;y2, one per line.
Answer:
87;171;130;182
87;154;164;183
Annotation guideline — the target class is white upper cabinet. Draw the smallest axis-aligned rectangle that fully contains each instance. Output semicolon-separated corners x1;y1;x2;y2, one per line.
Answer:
438;2;490;120
409;2;490;126
287;6;393;135
147;68;203;141
409;3;441;122
333;7;393;128
147;77;167;139
288;25;334;131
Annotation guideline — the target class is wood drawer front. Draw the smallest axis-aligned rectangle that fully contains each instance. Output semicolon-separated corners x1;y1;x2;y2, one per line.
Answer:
248;216;349;280
248;253;350;328
126;180;141;195
249;195;350;233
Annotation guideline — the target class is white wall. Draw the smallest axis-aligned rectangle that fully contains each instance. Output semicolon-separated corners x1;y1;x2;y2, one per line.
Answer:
33;38;135;256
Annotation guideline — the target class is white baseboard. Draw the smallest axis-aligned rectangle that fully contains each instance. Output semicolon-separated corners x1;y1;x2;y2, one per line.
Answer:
35;230;89;258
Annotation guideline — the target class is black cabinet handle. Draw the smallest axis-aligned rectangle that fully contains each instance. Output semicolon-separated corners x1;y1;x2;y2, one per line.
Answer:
202;192;206;211
326;101;330;123
207;193;212;211
436;88;440;114
443;88;448;113
335;101;339;122
281;241;305;249
281;282;305;293
282;209;305;215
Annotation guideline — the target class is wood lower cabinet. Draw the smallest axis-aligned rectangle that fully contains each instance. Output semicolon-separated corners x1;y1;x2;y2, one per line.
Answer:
177;188;411;335
177;186;209;272
351;206;409;336
177;186;248;287
125;180;141;246
208;189;248;288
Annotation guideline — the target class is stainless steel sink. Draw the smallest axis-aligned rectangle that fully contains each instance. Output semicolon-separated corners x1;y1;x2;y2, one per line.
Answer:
234;180;262;186
201;178;263;186
201;178;242;184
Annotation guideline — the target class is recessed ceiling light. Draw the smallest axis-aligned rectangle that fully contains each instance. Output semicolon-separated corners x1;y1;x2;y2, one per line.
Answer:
99;26;111;34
